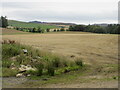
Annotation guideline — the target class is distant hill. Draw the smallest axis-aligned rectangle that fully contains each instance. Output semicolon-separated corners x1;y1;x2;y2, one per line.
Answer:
93;24;108;27
29;21;76;25
8;20;59;29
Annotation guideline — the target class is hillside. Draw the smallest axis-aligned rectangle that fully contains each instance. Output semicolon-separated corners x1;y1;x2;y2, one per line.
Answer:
8;20;59;29
1;28;29;35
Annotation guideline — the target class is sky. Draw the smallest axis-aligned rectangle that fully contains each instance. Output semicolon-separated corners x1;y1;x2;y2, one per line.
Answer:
0;0;119;24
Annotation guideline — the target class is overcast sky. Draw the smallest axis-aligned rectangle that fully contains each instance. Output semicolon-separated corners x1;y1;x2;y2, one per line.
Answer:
0;0;119;24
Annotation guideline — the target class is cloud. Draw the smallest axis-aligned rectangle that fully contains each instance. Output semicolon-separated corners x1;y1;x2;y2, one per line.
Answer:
1;1;118;24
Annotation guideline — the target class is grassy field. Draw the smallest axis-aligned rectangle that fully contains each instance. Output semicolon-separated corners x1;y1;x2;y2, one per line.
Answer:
2;29;119;88
1;28;30;35
8;20;59;29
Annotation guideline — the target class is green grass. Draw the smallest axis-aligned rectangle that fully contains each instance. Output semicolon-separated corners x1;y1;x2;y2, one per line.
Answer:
8;20;59;29
2;42;84;77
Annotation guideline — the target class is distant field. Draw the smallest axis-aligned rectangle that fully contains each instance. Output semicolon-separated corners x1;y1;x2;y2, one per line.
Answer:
1;28;29;35
8;20;59;29
1;28;93;35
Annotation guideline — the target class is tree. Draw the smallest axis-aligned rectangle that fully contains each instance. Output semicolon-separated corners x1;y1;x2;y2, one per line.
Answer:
32;28;36;33
60;28;65;31
46;28;50;32
38;27;42;33
41;29;45;33
69;25;74;31
0;16;8;28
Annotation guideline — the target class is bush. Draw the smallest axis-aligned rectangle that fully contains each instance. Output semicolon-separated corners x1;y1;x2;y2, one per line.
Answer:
52;57;61;67
35;63;44;76
75;59;83;67
2;59;12;68
2;44;21;57
47;63;55;76
26;70;38;76
2;68;18;77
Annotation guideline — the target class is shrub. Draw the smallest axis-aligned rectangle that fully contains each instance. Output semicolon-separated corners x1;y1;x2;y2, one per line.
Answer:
2;44;21;57
26;70;38;76
52;57;61;68
75;59;83;67
35;63;44;76
2;68;18;77
47;63;55;76
2;59;12;68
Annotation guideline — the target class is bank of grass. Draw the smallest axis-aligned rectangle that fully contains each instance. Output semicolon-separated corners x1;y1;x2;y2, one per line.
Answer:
2;41;84;77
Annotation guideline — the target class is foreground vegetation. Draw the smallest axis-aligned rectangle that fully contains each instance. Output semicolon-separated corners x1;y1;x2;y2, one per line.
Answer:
2;40;84;77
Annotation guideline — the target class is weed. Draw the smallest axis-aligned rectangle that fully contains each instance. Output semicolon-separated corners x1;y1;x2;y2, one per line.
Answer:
2;68;18;77
35;63;44;76
47;63;55;76
75;59;83;67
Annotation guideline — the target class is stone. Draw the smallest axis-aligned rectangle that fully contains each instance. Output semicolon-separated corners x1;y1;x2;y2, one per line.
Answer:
27;74;31;77
19;65;36;72
16;73;24;77
23;49;28;54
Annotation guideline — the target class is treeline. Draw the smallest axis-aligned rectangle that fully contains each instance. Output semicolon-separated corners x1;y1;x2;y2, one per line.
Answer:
14;27;66;33
14;27;49;33
69;24;120;34
0;16;8;28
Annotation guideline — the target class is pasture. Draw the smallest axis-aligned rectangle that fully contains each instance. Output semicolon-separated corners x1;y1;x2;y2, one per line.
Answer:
8;20;59;29
2;30;118;88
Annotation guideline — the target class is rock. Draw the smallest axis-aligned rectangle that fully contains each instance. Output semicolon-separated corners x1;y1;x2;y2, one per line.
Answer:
11;63;15;66
19;65;36;72
36;56;42;59
23;49;27;54
27;74;31;77
19;65;26;72
11;67;16;70
10;63;17;70
16;73;24;77
31;59;37;62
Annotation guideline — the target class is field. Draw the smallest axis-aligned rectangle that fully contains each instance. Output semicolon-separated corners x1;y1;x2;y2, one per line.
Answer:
8;20;59;29
2;29;119;88
1;28;30;35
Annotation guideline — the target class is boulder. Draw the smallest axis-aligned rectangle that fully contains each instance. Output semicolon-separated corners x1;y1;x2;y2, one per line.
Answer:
19;65;36;72
16;73;24;77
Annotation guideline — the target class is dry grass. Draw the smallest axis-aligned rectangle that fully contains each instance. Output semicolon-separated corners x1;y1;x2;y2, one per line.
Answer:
3;33;118;66
1;28;29;35
2;31;118;88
